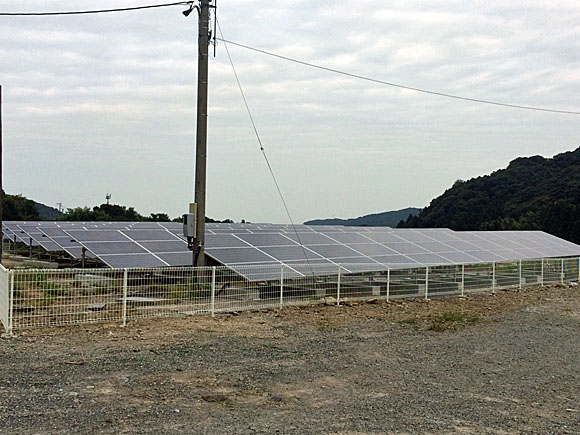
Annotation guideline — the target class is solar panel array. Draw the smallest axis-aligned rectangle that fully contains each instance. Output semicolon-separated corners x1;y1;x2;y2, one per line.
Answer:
4;221;580;281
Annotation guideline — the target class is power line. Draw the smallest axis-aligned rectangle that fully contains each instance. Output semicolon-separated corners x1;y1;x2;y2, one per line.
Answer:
216;38;580;116
0;2;190;16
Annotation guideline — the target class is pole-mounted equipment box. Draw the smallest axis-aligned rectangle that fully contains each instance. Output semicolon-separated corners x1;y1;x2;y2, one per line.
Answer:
183;203;197;251
183;213;196;238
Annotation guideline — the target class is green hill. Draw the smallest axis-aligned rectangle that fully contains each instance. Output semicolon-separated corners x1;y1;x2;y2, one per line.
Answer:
398;147;580;244
305;207;420;227
34;202;62;220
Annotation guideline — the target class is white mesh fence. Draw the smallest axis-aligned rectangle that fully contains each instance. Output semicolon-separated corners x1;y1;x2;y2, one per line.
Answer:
0;257;578;333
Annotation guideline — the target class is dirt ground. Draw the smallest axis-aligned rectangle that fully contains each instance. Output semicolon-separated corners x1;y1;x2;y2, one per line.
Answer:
1;284;580;434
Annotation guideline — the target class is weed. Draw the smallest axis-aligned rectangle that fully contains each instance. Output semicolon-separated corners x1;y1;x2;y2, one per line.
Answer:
397;317;418;325
426;311;479;331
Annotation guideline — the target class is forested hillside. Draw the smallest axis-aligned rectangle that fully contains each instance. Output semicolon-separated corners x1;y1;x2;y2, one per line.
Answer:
399;147;580;244
1;191;40;221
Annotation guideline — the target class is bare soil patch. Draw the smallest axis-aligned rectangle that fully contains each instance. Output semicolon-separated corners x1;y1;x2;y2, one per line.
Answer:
1;284;580;434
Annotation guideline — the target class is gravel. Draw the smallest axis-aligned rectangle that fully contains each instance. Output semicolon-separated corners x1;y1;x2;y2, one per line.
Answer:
1;284;579;434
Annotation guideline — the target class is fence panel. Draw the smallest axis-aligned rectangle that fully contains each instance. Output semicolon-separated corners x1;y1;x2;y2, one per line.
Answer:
463;263;494;293
563;257;580;282
426;265;463;297
543;258;563;284
339;267;389;301
278;263;339;306
384;267;426;299
0;266;9;332
11;268;125;329
3;257;579;331
495;261;520;289
123;266;213;321
521;259;543;286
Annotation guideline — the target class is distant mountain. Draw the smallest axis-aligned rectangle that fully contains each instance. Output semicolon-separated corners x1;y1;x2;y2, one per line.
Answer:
305;207;421;227
34;202;62;220
398;147;580;244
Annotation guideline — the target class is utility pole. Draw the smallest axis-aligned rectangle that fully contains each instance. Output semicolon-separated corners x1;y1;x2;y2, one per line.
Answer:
192;0;211;266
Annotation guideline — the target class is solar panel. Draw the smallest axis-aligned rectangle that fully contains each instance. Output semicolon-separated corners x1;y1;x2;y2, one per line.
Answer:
385;242;430;255
4;222;580;283
206;247;277;264
343;243;398;256
122;229;180;241
81;242;148;256
156;252;193;266
206;234;250;248
65;230;129;243
140;241;188;253
99;253;168;268
258;245;324;262
235;233;297;247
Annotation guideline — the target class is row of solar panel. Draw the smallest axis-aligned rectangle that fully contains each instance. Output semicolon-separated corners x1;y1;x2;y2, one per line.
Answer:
3;221;580;281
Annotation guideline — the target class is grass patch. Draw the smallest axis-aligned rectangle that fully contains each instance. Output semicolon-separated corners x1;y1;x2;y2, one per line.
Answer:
427;311;479;332
397;317;418;325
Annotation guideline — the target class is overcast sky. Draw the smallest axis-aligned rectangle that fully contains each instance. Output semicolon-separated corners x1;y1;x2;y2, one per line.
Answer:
1;1;579;223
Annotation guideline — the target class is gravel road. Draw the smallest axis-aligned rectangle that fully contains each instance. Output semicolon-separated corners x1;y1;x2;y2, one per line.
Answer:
1;284;579;434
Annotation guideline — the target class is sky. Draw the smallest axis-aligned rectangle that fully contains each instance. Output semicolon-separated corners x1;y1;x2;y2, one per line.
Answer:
1;1;579;223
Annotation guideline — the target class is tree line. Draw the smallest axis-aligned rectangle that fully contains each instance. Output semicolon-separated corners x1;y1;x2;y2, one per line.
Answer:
1;192;234;223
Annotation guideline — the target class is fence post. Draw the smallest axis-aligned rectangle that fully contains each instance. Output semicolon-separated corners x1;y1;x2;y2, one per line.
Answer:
386;268;390;301
122;269;128;327
519;260;522;289
461;264;465;297
211;266;216;317
7;271;14;336
279;264;284;309
541;259;544;286
492;262;496;293
336;264;341;306
425;266;429;300
561;258;564;284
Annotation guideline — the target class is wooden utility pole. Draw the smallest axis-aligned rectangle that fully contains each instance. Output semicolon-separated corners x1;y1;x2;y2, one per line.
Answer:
193;0;211;266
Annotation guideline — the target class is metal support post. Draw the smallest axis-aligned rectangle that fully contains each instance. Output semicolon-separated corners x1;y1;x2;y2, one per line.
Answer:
425;266;429;300
211;266;216;317
7;271;13;335
122;269;128;327
561;258;564;284
519;259;522;289
386;269;390;301
279;264;284;309
492;262;496;292
461;264;465;297
541;259;544;286
336;264;341;306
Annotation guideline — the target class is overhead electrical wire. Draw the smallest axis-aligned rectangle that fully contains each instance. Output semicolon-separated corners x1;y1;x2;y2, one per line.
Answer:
217;19;319;277
0;2;190;16
216;38;580;116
